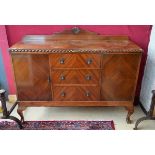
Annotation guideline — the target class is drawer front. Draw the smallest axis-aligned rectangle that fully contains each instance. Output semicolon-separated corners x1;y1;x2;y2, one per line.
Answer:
51;69;100;85
53;86;100;101
76;54;101;68
50;53;101;68
50;54;76;68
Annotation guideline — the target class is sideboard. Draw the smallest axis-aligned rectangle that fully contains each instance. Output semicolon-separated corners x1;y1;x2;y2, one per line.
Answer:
10;27;143;123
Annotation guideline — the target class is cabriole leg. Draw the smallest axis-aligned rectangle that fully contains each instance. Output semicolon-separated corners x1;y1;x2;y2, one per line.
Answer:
125;106;134;124
17;105;27;123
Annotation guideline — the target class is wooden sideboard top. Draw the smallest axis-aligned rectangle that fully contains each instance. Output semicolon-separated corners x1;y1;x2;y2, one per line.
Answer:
10;27;143;53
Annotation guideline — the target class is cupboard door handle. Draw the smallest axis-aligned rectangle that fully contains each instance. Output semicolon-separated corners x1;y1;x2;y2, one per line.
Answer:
85;75;91;80
60;75;65;80
86;58;92;65
61;92;66;97
86;91;91;97
59;58;65;64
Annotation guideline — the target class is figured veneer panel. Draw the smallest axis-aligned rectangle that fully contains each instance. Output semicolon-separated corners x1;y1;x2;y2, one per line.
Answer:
12;54;51;101
9;28;143;123
76;54;101;68
51;69;100;85
101;54;141;101
49;53;101;68
50;54;76;68
53;86;100;101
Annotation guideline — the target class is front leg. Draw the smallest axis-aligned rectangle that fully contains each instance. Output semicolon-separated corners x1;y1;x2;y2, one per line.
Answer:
17;105;27;123
125;106;134;124
0;89;8;117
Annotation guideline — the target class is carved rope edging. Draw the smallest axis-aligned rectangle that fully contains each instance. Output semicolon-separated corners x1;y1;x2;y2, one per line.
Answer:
9;48;143;53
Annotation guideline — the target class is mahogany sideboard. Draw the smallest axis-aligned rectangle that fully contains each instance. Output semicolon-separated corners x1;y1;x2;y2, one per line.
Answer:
10;27;143;123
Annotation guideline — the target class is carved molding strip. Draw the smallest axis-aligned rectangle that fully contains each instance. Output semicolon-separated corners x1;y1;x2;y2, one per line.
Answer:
10;48;143;54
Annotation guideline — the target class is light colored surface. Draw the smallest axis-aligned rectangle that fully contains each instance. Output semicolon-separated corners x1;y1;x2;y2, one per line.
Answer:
1;102;155;130
140;25;155;111
8;95;17;104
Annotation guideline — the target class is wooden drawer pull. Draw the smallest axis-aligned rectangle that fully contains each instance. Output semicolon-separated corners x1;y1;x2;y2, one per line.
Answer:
85;75;92;80
61;92;66;97
86;58;93;65
59;58;65;64
86;91;91;97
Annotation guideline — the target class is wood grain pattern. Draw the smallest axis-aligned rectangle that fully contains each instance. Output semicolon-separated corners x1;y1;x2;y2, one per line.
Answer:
51;69;100;85
53;86;100;101
50;53;101;68
10;28;142;53
18;101;132;107
101;53;141;101
12;54;51;101
10;27;143;123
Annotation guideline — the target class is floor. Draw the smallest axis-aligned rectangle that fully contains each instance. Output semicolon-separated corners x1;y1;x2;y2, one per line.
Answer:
1;103;155;130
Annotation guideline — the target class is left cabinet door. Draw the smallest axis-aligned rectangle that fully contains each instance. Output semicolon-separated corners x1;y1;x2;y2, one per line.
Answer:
12;54;51;101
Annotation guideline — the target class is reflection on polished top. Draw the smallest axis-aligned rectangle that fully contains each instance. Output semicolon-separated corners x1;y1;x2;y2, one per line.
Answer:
10;27;143;53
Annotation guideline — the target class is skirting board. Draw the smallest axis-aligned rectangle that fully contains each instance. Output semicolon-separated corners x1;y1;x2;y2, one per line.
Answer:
8;95;17;104
0;95;17;113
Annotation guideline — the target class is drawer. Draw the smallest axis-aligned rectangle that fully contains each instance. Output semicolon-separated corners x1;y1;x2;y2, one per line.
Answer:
53;86;100;101
50;54;76;68
50;53;101;68
51;69;100;85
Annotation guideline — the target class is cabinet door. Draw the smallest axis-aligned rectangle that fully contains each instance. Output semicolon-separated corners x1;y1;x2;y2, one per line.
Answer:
12;54;51;101
101;54;141;101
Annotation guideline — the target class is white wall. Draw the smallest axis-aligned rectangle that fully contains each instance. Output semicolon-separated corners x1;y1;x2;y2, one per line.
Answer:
140;26;155;111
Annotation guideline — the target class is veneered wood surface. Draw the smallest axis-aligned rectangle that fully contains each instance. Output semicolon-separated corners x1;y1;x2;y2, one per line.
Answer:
51;69;100;85
12;54;51;101
101;53;141;101
10;28;144;124
50;53;101;68
18;101;132;107
53;86;100;101
10;28;143;124
10;28;142;52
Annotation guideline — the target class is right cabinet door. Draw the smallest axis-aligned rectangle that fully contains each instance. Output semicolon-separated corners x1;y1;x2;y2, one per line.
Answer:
101;53;141;101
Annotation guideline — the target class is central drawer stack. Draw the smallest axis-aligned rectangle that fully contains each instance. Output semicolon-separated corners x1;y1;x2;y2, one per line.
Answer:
50;53;101;101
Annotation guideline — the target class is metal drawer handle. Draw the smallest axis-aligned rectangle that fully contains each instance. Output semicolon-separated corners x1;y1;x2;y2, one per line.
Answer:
60;75;65;80
47;76;51;83
85;75;92;80
86;91;91;97
59;58;65;64
86;58;92;65
61;92;66;97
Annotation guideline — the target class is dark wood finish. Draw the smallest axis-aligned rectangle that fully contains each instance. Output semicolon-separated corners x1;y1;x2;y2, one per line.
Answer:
18;100;133;107
12;54;51;101
51;69;100;85
10;28;142;52
53;86;100;101
10;27;143;124
17;106;27;123
50;54;101;69
101;53;141;101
